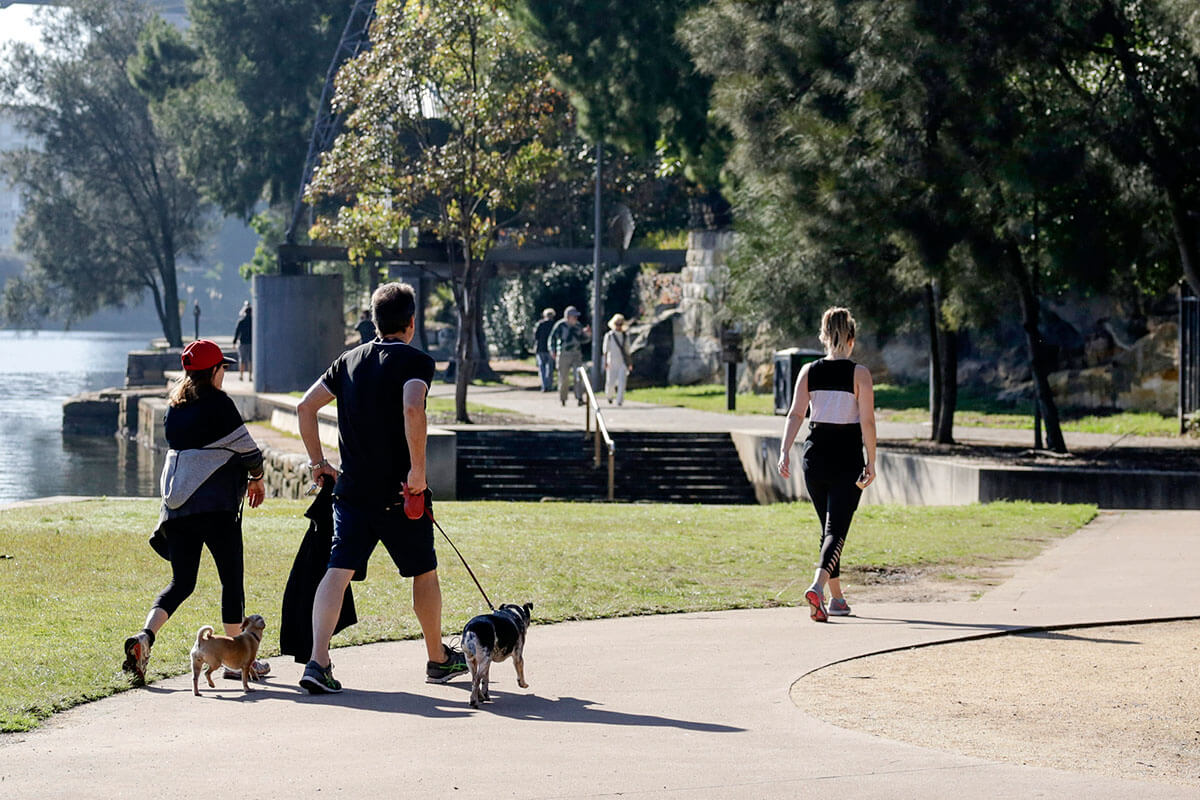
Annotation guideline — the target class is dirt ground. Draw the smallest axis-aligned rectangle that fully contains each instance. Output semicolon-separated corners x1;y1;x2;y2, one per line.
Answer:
793;613;1200;787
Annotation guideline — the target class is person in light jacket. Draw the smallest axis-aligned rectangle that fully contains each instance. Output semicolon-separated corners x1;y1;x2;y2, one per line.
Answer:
122;339;267;685
602;313;633;405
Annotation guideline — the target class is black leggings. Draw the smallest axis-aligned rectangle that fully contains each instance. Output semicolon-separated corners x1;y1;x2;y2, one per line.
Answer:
802;425;864;580
153;511;245;625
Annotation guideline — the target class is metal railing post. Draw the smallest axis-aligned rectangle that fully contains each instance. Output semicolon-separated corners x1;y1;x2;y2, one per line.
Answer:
577;364;617;499
607;450;614;501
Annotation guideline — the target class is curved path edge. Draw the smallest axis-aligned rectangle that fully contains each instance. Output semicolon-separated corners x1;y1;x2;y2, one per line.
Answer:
2;510;1197;799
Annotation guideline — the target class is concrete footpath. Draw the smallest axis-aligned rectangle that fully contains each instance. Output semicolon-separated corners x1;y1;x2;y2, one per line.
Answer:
1;510;1198;798
430;380;1200;451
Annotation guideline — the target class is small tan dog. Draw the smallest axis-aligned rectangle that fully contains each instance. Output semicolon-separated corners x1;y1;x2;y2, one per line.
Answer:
190;614;266;696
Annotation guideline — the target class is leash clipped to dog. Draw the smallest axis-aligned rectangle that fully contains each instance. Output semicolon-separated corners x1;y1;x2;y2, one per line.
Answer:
402;484;495;611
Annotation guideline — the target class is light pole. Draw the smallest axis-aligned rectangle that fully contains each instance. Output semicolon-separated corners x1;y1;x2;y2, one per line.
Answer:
591;141;604;390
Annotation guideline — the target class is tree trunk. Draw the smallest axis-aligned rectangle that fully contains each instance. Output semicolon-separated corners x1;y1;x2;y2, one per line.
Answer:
925;282;943;438
159;256;183;347
934;324;958;444
454;272;477;424
1008;244;1067;452
472;267;499;383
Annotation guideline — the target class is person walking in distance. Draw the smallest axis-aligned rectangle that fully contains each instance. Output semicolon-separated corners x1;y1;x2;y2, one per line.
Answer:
532;308;557;392
355;309;376;345
777;307;877;622
295;282;467;693
602;313;633;405
232;302;253;382
549;305;590;406
122;339;267;684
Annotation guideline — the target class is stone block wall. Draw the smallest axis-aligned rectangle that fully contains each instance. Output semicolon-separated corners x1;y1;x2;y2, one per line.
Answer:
62;391;121;435
260;446;312;500
126;350;182;388
669;230;733;385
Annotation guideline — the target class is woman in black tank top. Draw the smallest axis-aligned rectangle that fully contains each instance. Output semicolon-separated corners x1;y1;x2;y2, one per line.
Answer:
777;307;878;622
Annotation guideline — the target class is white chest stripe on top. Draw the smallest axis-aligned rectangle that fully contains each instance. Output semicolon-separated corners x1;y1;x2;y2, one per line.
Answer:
809;389;859;424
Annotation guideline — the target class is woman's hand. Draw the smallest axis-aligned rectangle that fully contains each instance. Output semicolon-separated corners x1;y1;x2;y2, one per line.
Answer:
857;462;876;489
246;477;265;508
777;451;791;478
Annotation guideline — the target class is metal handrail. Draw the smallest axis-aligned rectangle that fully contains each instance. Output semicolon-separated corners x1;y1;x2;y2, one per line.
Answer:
577;365;615;500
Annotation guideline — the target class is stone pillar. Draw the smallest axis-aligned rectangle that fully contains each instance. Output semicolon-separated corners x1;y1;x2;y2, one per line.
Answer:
252;274;345;393
669;230;734;385
389;265;428;351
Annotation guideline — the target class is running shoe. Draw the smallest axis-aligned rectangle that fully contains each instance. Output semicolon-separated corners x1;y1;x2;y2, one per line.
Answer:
804;589;828;623
223;659;272;680
828;597;852;616
122;631;152;684
300;660;342;694
426;643;468;684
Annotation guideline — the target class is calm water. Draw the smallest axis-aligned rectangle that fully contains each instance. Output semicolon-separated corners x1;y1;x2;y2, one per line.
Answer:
0;330;164;504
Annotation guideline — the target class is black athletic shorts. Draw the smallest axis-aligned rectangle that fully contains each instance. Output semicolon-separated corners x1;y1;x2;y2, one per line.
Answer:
329;497;437;578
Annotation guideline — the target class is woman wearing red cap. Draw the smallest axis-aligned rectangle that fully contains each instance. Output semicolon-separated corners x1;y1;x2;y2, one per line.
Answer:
122;339;268;684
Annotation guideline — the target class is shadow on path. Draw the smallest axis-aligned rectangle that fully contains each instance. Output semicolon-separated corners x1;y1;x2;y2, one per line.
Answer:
852;615;1141;645
164;682;744;732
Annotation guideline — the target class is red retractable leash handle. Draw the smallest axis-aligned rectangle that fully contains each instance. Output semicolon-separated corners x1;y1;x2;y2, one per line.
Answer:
402;483;495;611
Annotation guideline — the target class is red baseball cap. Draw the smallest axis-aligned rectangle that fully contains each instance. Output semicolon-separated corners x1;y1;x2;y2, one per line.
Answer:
181;339;236;371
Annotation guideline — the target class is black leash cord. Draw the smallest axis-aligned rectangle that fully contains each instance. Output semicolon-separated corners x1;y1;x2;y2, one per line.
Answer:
428;513;495;611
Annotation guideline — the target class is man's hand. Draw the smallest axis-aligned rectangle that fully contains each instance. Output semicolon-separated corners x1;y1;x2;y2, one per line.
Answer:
406;467;427;495
313;461;339;485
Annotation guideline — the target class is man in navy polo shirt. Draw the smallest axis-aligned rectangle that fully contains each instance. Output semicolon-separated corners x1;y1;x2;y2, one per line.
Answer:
296;282;466;693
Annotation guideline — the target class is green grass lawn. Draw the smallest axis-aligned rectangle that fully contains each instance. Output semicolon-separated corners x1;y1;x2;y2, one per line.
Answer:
624;385;778;415
284;392;516;419
627;382;1178;436
0;498;1093;731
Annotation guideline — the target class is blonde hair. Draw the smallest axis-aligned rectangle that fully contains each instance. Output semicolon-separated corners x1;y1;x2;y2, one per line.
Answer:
818;307;857;357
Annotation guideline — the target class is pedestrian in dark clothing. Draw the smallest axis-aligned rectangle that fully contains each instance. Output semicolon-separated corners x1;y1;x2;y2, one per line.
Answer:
533;308;556;391
232;302;252;381
355;309;376;345
295;282;467;694
122;339;267;685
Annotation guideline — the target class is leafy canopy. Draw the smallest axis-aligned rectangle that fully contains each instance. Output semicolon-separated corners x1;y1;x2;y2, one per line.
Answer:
128;0;351;220
1;0;206;345
306;0;570;263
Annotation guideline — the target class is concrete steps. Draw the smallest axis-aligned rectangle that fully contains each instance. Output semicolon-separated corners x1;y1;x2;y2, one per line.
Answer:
455;429;757;504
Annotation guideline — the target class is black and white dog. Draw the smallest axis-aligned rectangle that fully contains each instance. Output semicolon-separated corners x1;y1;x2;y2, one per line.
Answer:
461;603;532;708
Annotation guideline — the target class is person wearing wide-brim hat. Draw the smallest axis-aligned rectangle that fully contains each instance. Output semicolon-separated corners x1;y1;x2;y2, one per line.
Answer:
549;306;590;406
602;313;633;406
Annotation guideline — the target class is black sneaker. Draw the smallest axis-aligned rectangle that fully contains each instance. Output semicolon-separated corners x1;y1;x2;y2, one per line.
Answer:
122;631;152;684
425;643;468;684
300;660;342;694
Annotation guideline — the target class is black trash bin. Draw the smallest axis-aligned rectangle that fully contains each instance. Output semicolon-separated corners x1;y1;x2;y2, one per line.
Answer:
773;348;824;414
